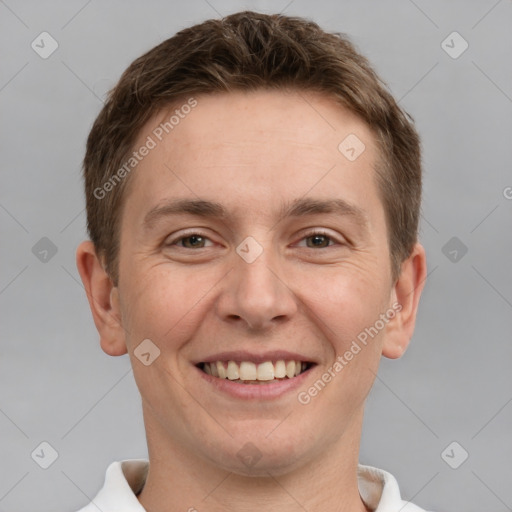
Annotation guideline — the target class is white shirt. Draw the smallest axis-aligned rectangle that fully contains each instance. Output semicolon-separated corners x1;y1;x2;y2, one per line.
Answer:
76;459;430;512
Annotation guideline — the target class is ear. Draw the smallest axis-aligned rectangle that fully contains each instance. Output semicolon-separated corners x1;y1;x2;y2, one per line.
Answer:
382;243;427;359
76;240;128;356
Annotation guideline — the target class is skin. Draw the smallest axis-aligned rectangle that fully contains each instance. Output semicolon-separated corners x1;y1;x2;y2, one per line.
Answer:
77;89;426;512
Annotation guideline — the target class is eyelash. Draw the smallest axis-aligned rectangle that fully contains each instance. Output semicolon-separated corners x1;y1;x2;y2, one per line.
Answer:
167;229;342;249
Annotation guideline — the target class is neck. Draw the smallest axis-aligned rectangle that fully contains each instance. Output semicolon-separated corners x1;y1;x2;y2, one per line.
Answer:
137;405;370;512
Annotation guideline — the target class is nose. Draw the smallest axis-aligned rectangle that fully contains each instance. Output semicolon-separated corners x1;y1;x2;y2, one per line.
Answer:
215;246;298;332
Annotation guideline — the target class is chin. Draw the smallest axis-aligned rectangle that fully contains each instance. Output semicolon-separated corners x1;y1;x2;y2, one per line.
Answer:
203;434;310;477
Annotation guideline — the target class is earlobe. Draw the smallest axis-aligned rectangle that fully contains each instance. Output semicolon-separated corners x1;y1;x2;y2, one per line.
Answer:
75;241;128;357
382;243;427;359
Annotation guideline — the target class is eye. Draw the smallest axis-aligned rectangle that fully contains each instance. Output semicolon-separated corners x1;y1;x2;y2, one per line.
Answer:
169;233;214;249
296;230;340;249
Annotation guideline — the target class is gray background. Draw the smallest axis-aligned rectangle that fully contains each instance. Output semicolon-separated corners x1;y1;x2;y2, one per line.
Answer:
1;0;511;510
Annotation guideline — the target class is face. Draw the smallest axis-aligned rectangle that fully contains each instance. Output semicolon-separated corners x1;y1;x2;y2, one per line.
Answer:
101;90;409;474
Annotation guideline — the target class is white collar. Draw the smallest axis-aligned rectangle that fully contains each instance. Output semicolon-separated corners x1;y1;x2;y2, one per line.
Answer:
77;459;428;512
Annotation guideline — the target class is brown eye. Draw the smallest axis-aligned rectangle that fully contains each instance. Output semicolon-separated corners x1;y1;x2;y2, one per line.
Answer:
178;235;208;248
305;234;332;248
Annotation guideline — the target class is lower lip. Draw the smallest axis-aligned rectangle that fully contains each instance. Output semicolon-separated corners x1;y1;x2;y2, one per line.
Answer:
195;365;315;400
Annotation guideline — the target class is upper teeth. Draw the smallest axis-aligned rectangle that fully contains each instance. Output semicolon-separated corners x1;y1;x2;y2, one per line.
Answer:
203;360;306;381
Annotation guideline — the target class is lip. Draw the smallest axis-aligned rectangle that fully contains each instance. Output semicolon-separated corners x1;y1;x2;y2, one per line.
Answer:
193;350;317;366
194;362;317;400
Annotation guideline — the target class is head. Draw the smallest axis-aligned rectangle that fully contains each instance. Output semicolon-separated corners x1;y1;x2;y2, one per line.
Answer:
84;11;422;286
77;11;426;476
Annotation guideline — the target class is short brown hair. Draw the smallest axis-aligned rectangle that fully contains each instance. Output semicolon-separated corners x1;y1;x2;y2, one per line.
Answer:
83;10;421;285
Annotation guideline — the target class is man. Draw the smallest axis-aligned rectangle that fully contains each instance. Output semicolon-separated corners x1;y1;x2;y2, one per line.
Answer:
76;10;429;512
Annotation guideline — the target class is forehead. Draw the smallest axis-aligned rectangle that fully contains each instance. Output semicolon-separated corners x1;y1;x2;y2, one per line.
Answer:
122;89;380;225
148;90;374;161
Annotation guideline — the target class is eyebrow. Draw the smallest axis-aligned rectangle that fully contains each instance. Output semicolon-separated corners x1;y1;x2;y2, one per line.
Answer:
142;197;368;232
143;199;226;231
279;197;368;229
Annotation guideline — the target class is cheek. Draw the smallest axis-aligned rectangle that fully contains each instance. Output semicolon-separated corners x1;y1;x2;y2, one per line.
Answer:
297;264;389;350
121;268;212;409
120;265;218;349
297;270;388;420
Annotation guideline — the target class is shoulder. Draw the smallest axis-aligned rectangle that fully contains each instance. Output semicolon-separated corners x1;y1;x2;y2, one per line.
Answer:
358;464;434;512
73;459;149;512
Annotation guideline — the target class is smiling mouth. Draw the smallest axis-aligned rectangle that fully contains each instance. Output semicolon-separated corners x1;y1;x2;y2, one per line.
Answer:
198;360;314;384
